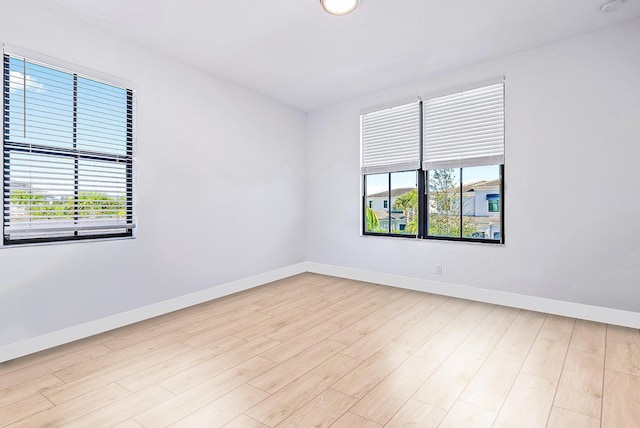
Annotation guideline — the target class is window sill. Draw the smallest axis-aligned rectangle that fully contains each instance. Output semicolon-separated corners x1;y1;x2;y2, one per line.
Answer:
0;235;136;250
360;233;504;247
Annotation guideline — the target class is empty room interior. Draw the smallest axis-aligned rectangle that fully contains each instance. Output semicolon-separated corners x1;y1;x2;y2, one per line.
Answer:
1;0;639;427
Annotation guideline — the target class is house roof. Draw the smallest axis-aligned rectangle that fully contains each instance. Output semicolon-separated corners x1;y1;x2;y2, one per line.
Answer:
374;210;406;221
369;180;499;198
368;187;415;198
464;179;500;193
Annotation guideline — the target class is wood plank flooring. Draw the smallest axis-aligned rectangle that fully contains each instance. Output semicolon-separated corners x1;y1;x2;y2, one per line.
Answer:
1;273;639;427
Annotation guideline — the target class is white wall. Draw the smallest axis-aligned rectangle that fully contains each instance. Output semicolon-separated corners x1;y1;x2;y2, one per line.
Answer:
0;6;307;348
307;19;640;313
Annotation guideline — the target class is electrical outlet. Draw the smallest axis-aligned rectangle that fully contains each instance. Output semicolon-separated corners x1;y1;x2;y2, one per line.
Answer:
435;264;442;274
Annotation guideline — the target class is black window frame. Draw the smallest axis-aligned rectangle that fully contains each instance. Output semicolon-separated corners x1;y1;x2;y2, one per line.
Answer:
423;164;504;244
2;53;134;246
363;165;504;244
362;170;418;238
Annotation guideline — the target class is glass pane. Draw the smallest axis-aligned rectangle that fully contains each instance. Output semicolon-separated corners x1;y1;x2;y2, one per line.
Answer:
427;168;461;238
78;160;128;224
461;165;501;240
365;173;389;233
27;61;74;148
390;171;417;235
7;58;74;149
7;152;75;236
76;78;128;155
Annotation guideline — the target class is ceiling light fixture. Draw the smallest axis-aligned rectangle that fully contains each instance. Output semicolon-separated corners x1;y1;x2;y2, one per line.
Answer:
600;0;624;13
320;0;359;16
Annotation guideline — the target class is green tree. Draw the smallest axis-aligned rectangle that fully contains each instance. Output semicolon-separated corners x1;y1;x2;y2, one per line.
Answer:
78;192;126;217
393;189;417;218
11;190;38;203
428;169;477;237
404;218;418;234
9;190;61;218
10;190;125;219
365;206;382;232
393;189;418;234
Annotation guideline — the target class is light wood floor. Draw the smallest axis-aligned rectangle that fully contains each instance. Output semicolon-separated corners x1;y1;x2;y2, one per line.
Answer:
1;273;639;427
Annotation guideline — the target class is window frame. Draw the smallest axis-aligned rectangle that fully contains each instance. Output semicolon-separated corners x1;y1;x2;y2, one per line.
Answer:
2;50;135;246
423;165;504;244
362;170;418;238
363;165;504;244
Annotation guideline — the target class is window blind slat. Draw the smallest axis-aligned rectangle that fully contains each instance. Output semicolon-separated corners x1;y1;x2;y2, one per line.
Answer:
423;82;504;169
361;101;421;174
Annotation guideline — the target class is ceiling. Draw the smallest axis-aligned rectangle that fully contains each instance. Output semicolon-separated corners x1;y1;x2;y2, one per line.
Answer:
33;0;640;111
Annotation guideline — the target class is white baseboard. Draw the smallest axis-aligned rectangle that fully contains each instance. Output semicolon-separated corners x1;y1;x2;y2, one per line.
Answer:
0;262;307;363
3;260;638;363
306;262;640;329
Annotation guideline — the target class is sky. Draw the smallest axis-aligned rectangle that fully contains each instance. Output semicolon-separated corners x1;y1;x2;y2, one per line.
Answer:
6;56;129;198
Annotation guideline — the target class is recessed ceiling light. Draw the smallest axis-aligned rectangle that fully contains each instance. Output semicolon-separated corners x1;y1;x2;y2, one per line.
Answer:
600;0;625;13
320;0;360;16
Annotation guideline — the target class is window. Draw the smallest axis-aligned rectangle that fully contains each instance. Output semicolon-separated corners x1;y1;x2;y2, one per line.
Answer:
487;194;500;212
361;81;504;243
2;50;135;245
361;101;421;237
364;171;417;235
427;165;502;241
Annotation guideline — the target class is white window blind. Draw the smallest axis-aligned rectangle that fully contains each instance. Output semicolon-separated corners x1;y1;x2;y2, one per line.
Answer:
423;82;504;170
361;101;421;174
3;52;135;244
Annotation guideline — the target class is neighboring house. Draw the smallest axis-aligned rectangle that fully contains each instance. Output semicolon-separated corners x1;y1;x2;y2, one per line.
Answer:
462;179;502;239
367;187;415;211
367;187;415;231
375;209;407;232
368;181;501;238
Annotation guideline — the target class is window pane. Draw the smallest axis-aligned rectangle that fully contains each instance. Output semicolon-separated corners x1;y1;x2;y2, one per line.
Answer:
461;165;501;240
427;168;461;238
77;160;129;235
7;58;74;149
365;173;388;233
76;77;128;155
390;171;417;235
6;152;76;240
